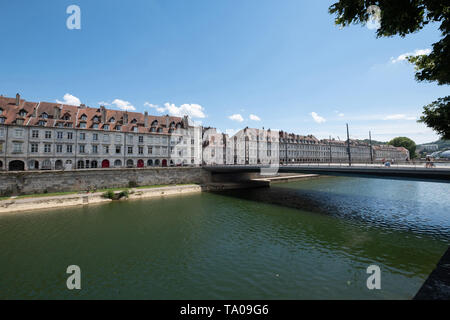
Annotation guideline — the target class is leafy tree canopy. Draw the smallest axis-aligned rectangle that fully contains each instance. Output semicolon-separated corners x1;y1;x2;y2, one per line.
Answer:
388;136;417;158
329;0;450;138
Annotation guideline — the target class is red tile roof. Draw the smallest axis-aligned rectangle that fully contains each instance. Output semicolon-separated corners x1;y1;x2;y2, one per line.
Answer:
0;95;186;134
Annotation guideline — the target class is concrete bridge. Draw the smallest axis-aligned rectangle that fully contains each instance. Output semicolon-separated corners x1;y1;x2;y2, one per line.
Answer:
204;164;450;183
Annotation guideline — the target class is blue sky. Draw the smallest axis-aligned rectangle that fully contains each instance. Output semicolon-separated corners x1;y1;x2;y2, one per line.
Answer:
0;0;448;143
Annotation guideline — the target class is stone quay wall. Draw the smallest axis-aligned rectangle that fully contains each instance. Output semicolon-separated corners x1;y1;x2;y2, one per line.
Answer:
0;167;211;196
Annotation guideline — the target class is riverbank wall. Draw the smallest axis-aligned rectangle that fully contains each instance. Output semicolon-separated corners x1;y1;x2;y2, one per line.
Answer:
0;184;204;214
0;167;211;196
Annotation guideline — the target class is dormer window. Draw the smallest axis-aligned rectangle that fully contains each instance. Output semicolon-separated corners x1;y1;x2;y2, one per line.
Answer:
93;123;99;129
62;114;71;121
80;114;87;121
151;120;158;127
80;123;87;128
157;128;163;133
41;112;48;119
56;122;63;128
131;119;137;124
38;120;46;126
104;124;110;130
65;123;73;128
109;117;115;123
116;125;122;131
0;108;3;115
93;116;99;122
16;119;24;125
150;127;156;132
133;127;138;133
19;110;27;117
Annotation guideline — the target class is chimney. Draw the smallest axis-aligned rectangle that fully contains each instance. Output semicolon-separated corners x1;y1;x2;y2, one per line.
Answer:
15;93;20;106
100;106;106;124
166;115;169;127
79;104;86;109
144;111;149;128
54;106;61;119
123;113;128;124
183;115;189;128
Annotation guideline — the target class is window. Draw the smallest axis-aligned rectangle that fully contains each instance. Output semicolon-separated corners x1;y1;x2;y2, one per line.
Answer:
128;146;133;154
139;136;144;143
103;134;110;142
115;146;121;154
93;116;99;122
93;133;98;141
66;123;73;128
0;117;5;124
80;123;87;129
67;132;73;139
32;130;39;138
81;115;87;121
15;129;24;138
0;143;3;153
191;139;195;145
67;145;73;153
41;113;48;119
93;123;99;129
16;119;24;125
44;144;51;153
79;145;85;153
62;114;71;121
45;131;51;139
13;143;22;153
57;132;63;139
92;145;98;154
116;125;121;131
31;143;38;153
148;146;153;155
115;135;121;143
0;108;2;115
109;117;115;123
38;120;46;126
133;127;138;133
0;129;4;137
103;145;109;154
79;133;86;140
104;124;110;130
127;135;133;144
138;146;143;155
56;145;63;153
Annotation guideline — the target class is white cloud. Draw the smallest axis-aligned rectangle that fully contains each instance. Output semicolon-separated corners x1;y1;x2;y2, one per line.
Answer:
56;93;81;106
249;114;261;121
338;113;345;117
144;102;206;118
98;101;111;106
111;99;136;111
383;114;417;121
144;102;166;113
311;112;326;124
229;114;244;122
391;48;431;64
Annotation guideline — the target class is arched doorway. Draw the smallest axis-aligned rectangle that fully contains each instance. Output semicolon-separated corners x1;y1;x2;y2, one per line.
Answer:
0;160;3;170
9;160;25;171
137;159;144;168
55;160;63;170
147;159;153;167
114;160;122;167
77;160;85;169
102;160;110;168
41;160;52;170
126;159;134;167
162;159;168;167
28;160;39;170
155;159;160;166
91;160;98;169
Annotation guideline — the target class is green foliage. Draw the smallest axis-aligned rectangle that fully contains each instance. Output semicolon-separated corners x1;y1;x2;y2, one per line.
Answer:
388;137;417;158
103;190;115;199
418;96;450;140
128;181;138;188
118;190;129;199
329;1;450;139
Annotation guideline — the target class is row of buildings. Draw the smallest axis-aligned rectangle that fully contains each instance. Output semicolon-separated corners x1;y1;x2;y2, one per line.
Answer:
0;94;409;171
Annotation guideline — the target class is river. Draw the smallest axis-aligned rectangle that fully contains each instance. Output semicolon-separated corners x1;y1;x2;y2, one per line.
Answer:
0;177;449;299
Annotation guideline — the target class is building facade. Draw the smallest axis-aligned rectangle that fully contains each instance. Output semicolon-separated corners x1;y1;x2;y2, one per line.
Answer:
0;94;202;171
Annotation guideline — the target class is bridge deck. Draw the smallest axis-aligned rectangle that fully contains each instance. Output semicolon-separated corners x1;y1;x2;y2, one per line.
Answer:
204;165;450;182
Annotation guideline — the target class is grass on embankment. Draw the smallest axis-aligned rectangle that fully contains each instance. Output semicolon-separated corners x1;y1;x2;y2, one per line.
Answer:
0;184;197;201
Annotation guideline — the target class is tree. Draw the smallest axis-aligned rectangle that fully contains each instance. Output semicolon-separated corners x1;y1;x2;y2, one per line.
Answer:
418;96;450;139
388;137;417;158
329;1;450;138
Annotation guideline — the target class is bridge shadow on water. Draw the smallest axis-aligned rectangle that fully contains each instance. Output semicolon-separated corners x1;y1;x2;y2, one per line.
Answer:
210;178;450;279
